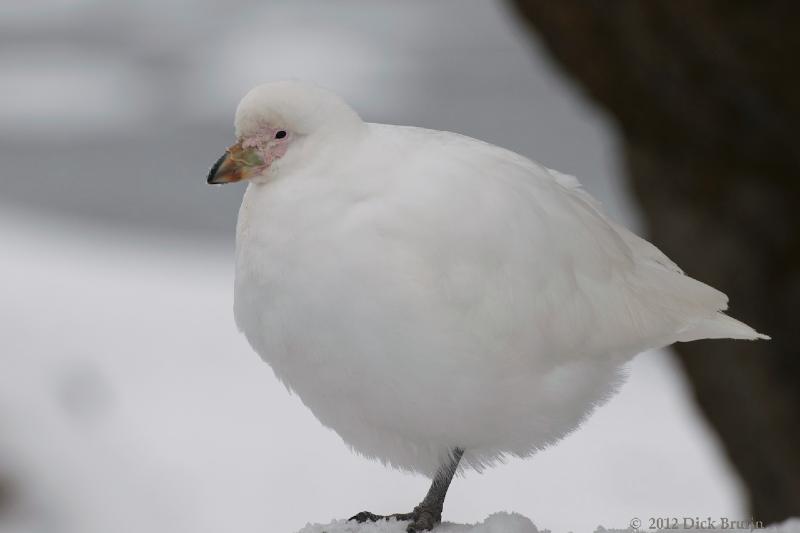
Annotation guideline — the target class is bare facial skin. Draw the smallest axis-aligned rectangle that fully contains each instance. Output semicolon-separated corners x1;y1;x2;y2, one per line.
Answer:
207;126;291;184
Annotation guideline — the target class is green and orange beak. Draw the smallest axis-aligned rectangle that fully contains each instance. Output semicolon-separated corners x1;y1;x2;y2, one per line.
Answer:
207;142;265;184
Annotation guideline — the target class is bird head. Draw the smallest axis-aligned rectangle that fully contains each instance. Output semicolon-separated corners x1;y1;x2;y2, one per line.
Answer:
207;81;363;185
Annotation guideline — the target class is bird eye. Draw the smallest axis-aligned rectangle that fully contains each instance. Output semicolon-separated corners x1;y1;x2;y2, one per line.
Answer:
275;130;287;139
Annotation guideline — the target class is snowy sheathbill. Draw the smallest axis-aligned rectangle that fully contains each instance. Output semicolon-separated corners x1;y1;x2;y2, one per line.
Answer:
207;81;767;532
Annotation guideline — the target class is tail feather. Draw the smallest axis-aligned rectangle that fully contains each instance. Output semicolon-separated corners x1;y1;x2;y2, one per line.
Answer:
547;167;770;346
676;312;769;342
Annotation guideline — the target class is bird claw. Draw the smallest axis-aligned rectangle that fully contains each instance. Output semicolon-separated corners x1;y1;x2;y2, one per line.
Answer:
350;511;389;522
348;506;440;531
349;510;413;522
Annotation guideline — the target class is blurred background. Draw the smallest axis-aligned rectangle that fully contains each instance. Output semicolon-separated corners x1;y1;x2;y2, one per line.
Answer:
1;1;796;532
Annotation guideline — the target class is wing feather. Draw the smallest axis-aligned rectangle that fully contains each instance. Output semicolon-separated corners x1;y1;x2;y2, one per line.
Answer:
378;128;765;363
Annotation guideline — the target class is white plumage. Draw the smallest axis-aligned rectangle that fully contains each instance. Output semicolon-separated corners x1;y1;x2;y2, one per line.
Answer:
222;81;766;479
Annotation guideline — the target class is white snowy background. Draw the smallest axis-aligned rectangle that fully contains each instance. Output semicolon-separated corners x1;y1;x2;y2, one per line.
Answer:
0;1;767;532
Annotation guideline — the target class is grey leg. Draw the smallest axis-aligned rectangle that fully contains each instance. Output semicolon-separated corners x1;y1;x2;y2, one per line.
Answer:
350;448;464;532
407;447;464;531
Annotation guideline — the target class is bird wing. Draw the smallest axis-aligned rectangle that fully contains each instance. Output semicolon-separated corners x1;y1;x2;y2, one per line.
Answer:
364;126;763;366
546;166;766;343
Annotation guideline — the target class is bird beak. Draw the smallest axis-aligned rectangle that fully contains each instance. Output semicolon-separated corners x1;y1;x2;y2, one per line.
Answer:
207;142;265;184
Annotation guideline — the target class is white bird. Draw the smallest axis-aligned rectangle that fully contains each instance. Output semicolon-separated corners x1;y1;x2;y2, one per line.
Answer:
207;80;767;532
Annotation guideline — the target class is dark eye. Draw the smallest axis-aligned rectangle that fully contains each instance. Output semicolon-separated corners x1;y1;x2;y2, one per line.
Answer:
275;130;287;139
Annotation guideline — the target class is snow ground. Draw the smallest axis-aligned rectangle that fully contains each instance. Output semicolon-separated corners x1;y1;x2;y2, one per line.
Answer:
298;513;539;533
0;208;747;533
299;514;800;533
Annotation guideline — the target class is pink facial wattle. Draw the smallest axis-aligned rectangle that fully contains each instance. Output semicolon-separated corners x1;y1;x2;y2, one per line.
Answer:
242;126;290;169
207;125;292;184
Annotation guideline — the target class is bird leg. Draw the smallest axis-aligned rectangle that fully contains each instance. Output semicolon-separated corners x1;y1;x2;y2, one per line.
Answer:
350;448;464;532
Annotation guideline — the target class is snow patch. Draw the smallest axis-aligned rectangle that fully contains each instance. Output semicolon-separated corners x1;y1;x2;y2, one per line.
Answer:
297;515;800;533
297;512;540;533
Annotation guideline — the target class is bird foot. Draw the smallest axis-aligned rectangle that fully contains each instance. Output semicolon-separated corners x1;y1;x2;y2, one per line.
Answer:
349;511;413;523
349;504;442;532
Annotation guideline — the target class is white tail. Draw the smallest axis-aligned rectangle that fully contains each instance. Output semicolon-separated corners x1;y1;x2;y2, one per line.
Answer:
676;312;769;342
